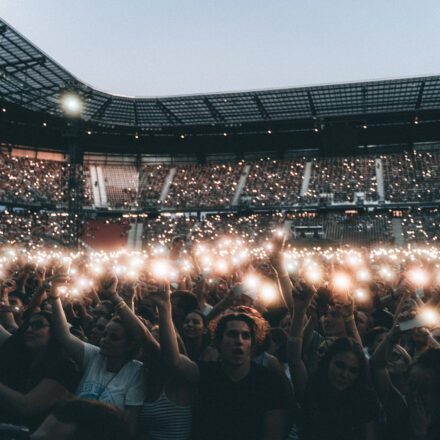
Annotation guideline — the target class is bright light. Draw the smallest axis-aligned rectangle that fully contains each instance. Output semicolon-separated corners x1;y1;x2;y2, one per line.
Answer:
243;273;260;291
260;283;277;302
127;270;137;279
420;307;439;327
356;269;370;282
151;259;171;279
57;285;68;295
306;268;321;284
214;259;229;274
113;265;125;276
78;277;89;288
407;268;429;287
130;256;143;267
354;288;368;301
92;265;103;275
61;93;83;116
333;273;352;291
379;267;395;281
286;261;298;274
275;228;285;238
346;255;362;267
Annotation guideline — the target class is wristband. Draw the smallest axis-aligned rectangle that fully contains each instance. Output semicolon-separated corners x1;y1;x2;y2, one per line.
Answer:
111;296;124;306
114;300;127;312
288;336;302;343
344;314;355;323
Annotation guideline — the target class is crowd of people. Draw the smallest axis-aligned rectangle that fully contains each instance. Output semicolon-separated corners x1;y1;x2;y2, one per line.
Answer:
381;151;440;203
2;149;440;211
163;163;244;209
240;158;305;207
304;156;378;204
0;232;440;439
0;152;91;207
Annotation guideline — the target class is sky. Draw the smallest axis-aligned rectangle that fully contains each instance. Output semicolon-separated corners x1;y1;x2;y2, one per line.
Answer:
1;1;439;97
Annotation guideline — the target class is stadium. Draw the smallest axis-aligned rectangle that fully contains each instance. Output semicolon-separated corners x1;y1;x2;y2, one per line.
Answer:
0;8;440;440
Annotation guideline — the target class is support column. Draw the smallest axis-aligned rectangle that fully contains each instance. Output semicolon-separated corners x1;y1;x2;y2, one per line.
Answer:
300;161;312;197
231;164;251;206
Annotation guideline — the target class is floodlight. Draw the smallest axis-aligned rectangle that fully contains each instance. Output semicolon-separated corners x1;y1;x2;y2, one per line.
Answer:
61;93;83;116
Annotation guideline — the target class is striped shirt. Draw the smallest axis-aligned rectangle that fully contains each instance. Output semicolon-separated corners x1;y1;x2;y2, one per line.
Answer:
139;391;192;440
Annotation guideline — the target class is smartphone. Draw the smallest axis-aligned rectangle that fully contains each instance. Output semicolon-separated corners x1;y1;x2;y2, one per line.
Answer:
399;317;426;331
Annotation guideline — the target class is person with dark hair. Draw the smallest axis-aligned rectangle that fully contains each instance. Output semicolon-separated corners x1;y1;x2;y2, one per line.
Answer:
407;348;440;440
30;398;131;440
181;309;211;361
170;290;198;333
0;309;79;431
149;284;292;440
288;281;379;440
47;275;145;436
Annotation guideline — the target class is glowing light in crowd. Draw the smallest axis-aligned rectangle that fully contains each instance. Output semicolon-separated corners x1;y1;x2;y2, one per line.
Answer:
151;259;171;279
57;285;68;295
379;267;395;281
260;283;277;302
113;265;125;276
354;288;368;301
243;273;260;291
333;272;351;291
420;307;440;327
306;268;322;284
214;259;229;274
407;268;429;287
356;269;370;282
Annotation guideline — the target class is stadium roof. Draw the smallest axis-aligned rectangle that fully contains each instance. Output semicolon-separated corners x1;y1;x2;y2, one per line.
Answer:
0;17;440;130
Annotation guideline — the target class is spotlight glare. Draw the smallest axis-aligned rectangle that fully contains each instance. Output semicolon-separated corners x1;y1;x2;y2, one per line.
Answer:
61;93;83;116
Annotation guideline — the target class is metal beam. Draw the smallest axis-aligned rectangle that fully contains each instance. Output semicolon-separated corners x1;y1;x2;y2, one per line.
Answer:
362;87;367;114
156;100;182;125
133;100;139;126
203;97;224;122
415;81;425;110
0;56;46;70
91;97;112;119
254;94;270;120
307;91;317;117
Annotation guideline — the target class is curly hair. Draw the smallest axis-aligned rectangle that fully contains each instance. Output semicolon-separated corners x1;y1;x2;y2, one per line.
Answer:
209;312;268;349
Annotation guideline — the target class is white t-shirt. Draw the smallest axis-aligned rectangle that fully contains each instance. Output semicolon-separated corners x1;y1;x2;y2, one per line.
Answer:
76;343;146;409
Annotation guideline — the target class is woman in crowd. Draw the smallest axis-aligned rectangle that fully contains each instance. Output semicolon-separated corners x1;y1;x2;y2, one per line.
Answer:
181;309;211;361
288;280;379;440
47;274;145;436
97;275;194;440
0;306;78;431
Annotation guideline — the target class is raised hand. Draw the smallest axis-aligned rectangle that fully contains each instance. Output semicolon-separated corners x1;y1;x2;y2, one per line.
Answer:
334;293;355;320
292;279;316;314
148;282;171;310
48;274;69;298
99;272;118;300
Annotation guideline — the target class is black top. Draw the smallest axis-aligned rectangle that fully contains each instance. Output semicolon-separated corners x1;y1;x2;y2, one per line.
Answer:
0;334;79;430
300;379;380;440
192;362;292;440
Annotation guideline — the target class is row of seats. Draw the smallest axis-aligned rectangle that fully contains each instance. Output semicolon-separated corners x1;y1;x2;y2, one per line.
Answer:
2;150;440;208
